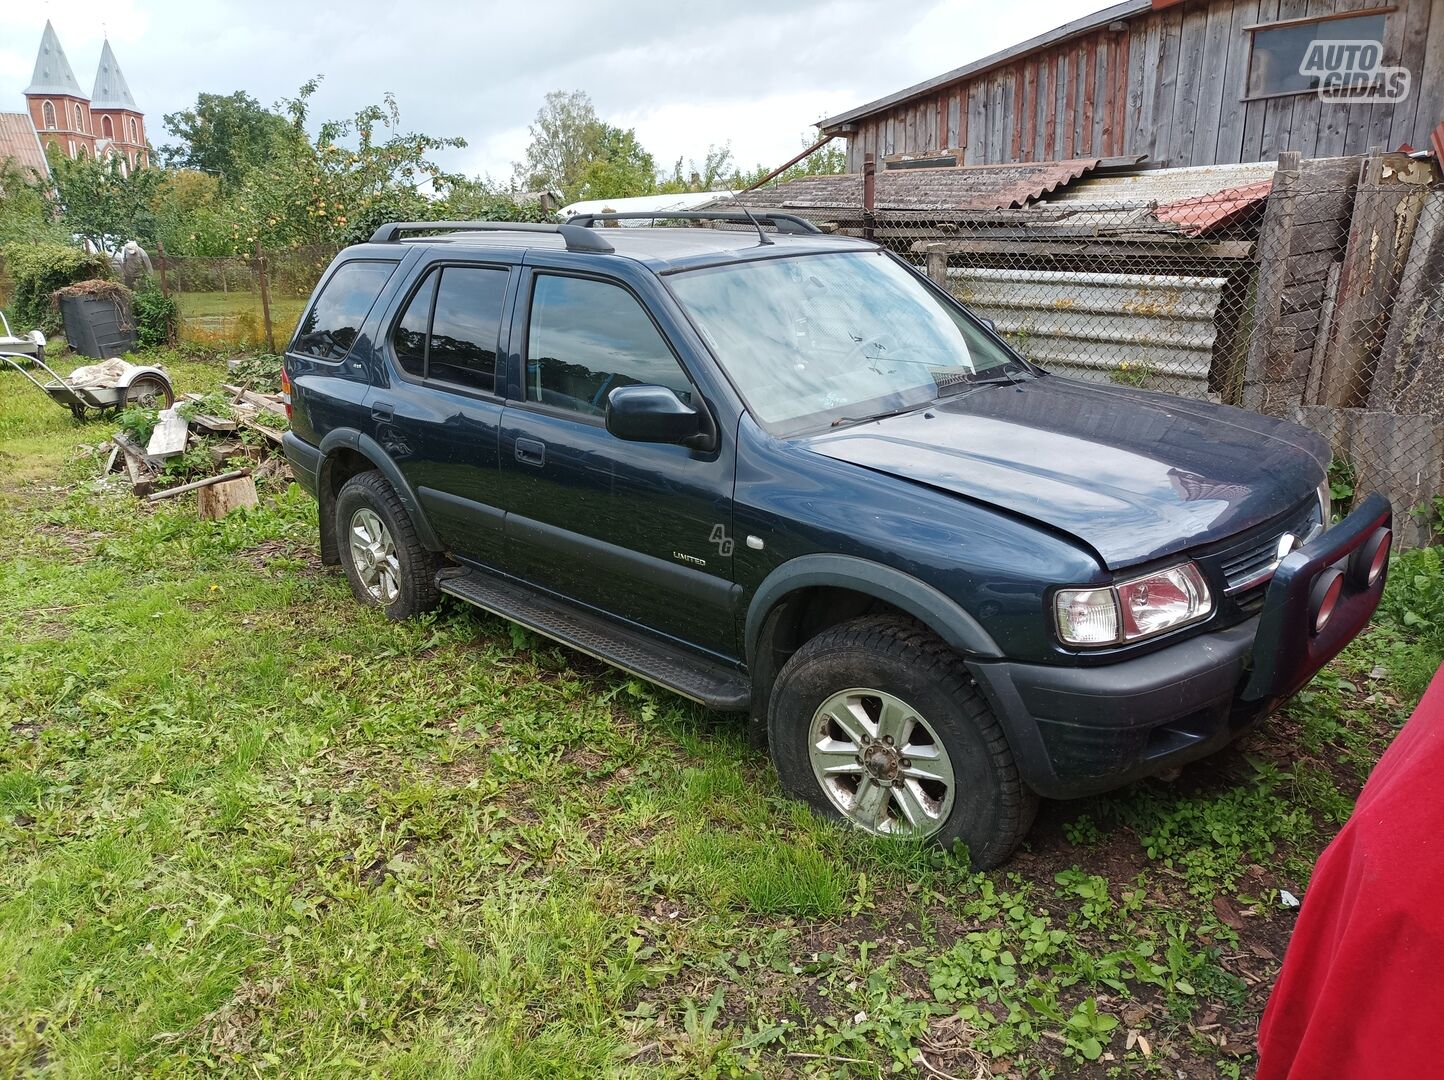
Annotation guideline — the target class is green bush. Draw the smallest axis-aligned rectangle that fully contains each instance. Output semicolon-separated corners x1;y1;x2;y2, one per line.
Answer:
132;280;178;348
1378;546;1444;643
1;241;111;333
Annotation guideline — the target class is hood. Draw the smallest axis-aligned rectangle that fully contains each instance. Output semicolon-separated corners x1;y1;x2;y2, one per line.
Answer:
803;376;1329;569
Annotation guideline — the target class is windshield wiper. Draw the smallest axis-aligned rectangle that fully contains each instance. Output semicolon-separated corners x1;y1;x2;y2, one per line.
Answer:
829;404;924;428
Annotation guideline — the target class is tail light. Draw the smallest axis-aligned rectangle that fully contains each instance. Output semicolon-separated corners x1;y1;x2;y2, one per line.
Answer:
280;366;293;421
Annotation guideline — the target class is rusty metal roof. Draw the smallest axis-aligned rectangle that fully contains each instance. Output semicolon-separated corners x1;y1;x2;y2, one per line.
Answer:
732;159;1101;213
1154;179;1275;236
0;113;49;178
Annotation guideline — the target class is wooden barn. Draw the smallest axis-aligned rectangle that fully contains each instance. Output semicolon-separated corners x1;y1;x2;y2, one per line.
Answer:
819;0;1443;170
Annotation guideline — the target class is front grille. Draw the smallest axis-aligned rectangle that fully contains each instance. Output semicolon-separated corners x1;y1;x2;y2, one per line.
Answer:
1214;499;1324;611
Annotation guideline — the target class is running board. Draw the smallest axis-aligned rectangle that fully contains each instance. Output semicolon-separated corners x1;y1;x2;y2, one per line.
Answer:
437;567;750;711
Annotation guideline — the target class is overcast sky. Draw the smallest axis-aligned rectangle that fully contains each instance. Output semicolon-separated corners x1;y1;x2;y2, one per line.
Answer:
3;0;1106;183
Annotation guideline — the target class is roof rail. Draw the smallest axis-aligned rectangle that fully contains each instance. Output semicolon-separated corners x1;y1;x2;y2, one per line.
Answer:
564;210;822;235
368;220;614;253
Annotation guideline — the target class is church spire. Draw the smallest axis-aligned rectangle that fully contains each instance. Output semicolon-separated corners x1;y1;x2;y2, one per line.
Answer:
24;20;85;98
91;40;138;110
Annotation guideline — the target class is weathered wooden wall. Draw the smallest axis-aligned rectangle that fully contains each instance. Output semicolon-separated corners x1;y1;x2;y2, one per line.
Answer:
841;0;1442;171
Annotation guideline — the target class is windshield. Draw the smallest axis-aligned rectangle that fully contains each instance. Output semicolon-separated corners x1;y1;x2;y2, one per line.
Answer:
667;249;1027;432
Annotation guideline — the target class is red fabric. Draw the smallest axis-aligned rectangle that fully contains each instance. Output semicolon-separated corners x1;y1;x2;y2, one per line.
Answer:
1257;663;1444;1080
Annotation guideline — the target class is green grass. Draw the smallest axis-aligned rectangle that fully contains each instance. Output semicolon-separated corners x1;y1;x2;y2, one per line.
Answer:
170;291;308;348
1;351;1440;1077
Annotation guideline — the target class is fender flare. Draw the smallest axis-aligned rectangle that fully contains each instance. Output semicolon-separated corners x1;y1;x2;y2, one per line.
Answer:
317;428;443;551
744;553;1002;665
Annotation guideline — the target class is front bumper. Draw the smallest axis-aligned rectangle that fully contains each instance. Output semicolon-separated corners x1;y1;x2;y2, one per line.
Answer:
970;493;1392;800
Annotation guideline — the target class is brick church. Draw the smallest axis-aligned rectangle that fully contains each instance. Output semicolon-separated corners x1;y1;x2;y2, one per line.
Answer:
2;21;148;176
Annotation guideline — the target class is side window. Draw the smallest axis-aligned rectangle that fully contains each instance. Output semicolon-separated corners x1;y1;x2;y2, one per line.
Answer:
427;267;508;392
526;275;691;417
392;272;435;378
293;261;397;361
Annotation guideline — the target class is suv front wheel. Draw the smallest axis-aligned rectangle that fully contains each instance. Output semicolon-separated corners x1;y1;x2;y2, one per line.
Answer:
335;471;440;620
767;616;1037;868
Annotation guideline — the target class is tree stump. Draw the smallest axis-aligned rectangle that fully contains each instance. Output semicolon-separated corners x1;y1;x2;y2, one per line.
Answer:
197;476;259;520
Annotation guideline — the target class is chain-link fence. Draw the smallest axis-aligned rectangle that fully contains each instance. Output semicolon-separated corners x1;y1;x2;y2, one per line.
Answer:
155;244;339;351
721;154;1443;545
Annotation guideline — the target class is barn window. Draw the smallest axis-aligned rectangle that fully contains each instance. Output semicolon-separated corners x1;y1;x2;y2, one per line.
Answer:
1245;9;1390;99
42;100;56;128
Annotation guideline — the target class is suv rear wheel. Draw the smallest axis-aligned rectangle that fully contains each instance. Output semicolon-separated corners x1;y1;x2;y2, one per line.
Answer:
767;616;1037;868
335;471;439;620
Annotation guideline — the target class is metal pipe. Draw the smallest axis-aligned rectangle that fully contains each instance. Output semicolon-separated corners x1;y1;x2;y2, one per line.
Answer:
741;133;838;193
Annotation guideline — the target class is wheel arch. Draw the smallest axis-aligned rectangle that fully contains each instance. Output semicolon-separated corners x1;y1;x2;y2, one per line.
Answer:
316;429;441;564
744;555;1002;728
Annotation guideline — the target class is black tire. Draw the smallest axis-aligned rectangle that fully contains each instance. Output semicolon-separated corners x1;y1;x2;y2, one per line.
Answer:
334;471;440;620
124;373;174;410
768;615;1037;869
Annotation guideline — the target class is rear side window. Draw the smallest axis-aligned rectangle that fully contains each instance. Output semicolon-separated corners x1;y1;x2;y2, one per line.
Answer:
526;275;690;416
293;260;397;360
389;265;508;393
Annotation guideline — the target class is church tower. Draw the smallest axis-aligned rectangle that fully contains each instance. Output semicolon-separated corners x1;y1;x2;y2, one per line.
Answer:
91;40;146;171
23;21;96;160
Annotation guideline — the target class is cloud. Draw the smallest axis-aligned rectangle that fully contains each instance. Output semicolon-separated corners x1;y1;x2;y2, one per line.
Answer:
1;0;1107;180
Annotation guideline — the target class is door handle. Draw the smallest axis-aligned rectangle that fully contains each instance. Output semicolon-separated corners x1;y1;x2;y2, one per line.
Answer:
371;400;394;422
515;437;546;466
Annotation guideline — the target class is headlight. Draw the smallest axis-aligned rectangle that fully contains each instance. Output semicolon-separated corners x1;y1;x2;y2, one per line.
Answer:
1054;563;1213;647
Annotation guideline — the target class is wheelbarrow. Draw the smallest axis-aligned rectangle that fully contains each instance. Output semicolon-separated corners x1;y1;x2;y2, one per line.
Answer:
0;348;174;420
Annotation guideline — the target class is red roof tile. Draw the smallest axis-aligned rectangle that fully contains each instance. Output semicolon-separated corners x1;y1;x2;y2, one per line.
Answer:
0;113;49;178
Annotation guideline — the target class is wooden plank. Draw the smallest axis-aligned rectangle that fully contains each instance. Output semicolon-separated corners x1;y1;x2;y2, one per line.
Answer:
1419;0;1444;154
1168;2;1207;166
197;476;260;521
966;80;985;163
1081;34;1099;155
1244;152;1302;414
146;407;189;459
1056;52;1071;160
1369;186;1444;412
1191;0;1234;164
1152;6;1185;162
1216;0;1261;163
1111;24;1131;158
1387;0;1430;150
1122;21;1146;158
1305;262;1342;404
1013;61;1027;160
1044;53;1059;159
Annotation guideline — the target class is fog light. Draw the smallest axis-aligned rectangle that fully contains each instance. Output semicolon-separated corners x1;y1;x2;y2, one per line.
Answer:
1349;527;1391;589
1310;568;1345;635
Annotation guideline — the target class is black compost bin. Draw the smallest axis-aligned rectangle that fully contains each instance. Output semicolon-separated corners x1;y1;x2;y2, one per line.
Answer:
59;293;136;358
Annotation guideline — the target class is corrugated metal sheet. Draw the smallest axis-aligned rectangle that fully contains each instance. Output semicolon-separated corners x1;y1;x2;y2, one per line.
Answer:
947;266;1228;394
731;159;1100;212
1044;161;1279;205
1155;179;1274;236
0;112;49;177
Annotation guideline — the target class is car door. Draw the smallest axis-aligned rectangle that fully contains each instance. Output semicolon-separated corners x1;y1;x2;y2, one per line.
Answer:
498;266;741;659
370;258;516;568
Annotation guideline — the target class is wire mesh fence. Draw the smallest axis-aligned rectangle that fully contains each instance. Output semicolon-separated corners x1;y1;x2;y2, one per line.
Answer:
720;158;1443;545
156;244;339;351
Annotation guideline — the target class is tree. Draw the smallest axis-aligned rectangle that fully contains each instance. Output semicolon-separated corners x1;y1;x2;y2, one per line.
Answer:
160;91;298;189
0;160;65;245
231;79;467;250
658;145;740;193
512;90;608;200
46;147;164;251
574;127;657;201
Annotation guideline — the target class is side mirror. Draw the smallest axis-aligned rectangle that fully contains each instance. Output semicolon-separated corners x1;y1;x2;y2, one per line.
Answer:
605;384;713;449
980;317;997;333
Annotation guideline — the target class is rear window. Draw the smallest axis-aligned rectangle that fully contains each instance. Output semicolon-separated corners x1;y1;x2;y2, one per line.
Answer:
292;260;397;360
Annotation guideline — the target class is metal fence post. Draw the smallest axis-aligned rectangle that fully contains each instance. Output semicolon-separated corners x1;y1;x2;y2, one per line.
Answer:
862;153;877;242
255;242;276;355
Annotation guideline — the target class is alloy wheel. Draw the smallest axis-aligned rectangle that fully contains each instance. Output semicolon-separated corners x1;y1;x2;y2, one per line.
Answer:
348;507;401;605
807;687;957;837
